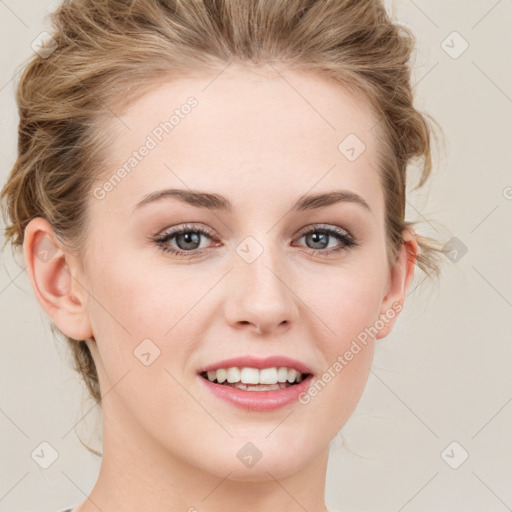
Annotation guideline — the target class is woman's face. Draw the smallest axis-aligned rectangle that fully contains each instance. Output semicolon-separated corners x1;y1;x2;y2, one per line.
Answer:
50;64;415;480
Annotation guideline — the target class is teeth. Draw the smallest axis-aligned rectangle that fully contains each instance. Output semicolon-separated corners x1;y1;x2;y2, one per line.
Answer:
230;382;289;391
276;367;289;383
259;367;278;384
287;368;298;383
240;367;260;384
226;367;240;383
203;366;306;385
216;368;227;383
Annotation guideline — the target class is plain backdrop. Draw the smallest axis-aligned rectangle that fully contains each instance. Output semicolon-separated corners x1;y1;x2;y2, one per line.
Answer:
1;1;511;511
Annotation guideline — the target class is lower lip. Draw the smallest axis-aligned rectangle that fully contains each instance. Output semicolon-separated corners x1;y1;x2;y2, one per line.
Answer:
198;374;314;411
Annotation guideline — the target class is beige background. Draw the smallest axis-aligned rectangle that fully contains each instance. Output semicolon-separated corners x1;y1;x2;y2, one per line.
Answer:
1;1;511;510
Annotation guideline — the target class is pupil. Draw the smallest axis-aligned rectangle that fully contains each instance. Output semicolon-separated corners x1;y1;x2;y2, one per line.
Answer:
308;232;328;249
178;232;200;250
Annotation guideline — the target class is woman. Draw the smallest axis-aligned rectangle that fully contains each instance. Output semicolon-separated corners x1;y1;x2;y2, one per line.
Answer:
0;0;445;510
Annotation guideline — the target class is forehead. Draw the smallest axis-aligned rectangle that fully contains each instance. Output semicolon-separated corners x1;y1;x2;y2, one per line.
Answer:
94;64;385;218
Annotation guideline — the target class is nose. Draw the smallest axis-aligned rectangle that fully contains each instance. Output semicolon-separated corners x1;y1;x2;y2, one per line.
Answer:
223;245;299;335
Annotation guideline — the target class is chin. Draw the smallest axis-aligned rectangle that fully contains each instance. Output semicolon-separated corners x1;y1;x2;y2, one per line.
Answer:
209;456;311;482
190;434;322;482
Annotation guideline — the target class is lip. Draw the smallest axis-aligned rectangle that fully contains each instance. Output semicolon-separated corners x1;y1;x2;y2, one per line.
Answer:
198;355;313;375
198;373;314;412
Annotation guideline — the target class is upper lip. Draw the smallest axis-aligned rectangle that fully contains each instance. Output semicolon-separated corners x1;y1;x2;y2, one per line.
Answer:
198;355;313;375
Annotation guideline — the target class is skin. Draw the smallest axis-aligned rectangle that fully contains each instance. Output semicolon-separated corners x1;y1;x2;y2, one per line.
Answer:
24;63;417;512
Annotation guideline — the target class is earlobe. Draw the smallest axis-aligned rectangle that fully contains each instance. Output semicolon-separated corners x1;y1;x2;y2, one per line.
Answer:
23;217;93;341
375;229;419;340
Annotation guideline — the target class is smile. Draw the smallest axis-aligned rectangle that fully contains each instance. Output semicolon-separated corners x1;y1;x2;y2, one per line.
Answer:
200;366;308;390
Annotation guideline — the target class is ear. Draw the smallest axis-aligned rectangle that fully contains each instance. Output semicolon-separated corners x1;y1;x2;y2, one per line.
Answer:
375;228;419;340
23;217;93;341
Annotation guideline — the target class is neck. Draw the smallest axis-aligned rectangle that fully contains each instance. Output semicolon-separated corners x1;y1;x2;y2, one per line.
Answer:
76;398;331;512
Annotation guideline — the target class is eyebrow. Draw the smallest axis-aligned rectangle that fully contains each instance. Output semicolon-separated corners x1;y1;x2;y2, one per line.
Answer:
134;188;372;213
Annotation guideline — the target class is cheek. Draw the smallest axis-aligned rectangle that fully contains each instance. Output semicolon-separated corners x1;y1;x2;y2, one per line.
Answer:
87;246;193;336
84;249;215;400
298;262;385;419
299;258;386;342
84;261;202;426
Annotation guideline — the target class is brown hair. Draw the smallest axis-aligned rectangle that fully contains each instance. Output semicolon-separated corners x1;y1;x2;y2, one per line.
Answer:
1;0;447;437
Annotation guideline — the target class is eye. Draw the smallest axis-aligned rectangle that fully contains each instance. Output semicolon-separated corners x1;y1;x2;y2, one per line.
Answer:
151;223;359;259
152;224;219;259
294;224;359;256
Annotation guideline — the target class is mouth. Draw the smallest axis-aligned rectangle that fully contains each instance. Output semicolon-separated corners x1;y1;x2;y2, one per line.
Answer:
196;355;315;411
199;366;312;392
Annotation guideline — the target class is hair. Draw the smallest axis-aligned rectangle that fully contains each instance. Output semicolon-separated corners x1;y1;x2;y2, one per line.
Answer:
1;0;448;453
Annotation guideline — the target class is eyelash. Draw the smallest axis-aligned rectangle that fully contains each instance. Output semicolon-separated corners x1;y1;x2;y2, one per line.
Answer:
152;223;359;259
